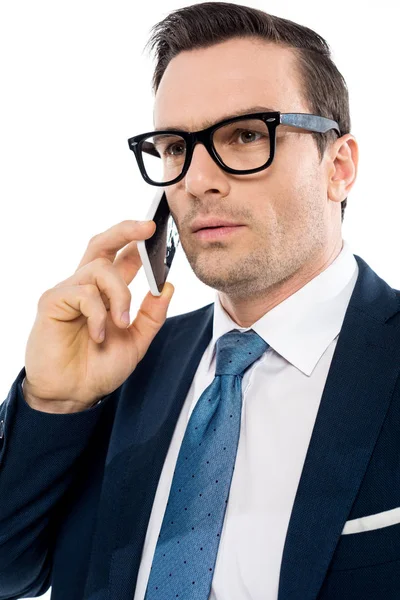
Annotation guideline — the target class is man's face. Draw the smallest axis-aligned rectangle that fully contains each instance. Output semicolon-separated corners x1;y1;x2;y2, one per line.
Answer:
153;37;342;300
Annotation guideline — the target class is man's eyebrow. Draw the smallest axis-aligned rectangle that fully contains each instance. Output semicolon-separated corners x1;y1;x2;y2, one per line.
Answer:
154;106;279;132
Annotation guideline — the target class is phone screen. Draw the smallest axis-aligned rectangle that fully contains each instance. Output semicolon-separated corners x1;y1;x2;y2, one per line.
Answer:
144;192;180;293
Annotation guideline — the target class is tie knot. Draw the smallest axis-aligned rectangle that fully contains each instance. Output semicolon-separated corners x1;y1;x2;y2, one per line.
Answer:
215;329;269;376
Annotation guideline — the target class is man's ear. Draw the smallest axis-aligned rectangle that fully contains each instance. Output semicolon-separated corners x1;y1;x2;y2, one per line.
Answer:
327;134;359;203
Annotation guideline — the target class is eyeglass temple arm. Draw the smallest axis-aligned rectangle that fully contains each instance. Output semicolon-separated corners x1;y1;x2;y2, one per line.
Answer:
281;113;341;136
138;140;160;158
129;139;159;157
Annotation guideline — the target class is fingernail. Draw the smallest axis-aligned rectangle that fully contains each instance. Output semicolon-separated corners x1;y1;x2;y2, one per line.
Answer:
161;282;174;299
121;311;130;325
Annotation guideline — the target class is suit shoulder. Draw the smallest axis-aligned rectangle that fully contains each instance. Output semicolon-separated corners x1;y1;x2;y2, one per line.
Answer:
164;302;214;328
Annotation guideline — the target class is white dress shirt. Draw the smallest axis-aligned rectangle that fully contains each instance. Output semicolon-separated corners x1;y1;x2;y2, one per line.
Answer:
133;239;358;599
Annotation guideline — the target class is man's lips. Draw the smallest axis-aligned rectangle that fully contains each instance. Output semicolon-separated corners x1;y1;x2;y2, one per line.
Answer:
193;225;245;240
190;218;244;233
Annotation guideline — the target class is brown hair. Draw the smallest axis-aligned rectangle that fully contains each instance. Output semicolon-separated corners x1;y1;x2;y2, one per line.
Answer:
145;2;351;221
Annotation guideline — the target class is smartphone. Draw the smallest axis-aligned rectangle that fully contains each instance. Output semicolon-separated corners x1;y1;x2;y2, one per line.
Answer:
137;188;180;296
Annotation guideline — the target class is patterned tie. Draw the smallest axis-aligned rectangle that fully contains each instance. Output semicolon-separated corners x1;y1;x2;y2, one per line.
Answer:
144;329;269;600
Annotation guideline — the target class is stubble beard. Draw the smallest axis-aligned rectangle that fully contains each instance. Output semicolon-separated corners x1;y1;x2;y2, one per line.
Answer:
180;216;327;302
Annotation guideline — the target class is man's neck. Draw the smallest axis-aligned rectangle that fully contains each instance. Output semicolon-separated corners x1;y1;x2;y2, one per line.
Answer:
219;239;344;328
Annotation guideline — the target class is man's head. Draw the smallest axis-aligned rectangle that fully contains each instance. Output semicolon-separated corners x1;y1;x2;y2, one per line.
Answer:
144;2;358;303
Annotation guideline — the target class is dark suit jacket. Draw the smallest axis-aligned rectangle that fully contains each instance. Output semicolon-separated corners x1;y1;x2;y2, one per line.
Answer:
1;253;400;600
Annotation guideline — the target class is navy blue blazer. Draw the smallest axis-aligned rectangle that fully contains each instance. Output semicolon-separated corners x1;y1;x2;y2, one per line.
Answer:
1;253;400;600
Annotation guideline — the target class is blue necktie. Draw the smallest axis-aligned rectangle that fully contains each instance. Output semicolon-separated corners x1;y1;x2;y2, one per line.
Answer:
144;329;269;600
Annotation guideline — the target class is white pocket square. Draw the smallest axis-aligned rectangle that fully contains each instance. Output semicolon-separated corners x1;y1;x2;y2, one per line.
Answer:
342;506;400;534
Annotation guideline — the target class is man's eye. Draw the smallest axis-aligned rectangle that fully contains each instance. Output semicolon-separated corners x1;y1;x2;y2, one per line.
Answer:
165;143;185;156
237;130;263;144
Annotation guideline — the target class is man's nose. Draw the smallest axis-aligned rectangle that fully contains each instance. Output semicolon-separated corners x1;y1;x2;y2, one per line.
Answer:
183;142;230;199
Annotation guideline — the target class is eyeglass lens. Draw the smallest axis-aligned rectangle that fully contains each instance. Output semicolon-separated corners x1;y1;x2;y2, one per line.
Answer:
140;117;271;184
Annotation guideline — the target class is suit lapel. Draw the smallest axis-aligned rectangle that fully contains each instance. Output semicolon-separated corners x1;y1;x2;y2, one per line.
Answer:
278;255;400;600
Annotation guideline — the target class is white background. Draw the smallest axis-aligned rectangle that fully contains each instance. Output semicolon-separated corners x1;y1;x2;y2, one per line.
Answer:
0;1;399;598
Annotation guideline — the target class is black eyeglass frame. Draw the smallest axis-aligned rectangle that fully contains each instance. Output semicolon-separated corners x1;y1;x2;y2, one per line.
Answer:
127;111;341;187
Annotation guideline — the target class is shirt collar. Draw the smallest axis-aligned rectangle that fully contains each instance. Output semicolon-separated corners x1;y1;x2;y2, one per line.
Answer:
209;239;359;376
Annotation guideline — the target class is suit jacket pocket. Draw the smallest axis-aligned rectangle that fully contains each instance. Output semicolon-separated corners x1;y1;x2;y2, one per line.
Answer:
330;520;400;572
342;506;400;534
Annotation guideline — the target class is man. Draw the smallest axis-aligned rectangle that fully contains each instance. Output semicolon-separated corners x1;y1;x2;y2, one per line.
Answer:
1;2;399;599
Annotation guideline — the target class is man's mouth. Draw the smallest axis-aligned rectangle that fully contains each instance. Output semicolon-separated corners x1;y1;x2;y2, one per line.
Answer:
193;225;245;240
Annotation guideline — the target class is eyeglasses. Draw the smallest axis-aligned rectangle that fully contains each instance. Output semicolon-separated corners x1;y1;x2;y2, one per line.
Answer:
127;111;341;187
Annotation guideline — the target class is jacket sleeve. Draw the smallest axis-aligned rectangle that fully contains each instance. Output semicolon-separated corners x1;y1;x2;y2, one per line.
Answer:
0;366;114;600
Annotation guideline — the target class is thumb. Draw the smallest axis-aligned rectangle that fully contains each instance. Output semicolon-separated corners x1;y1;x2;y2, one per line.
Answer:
128;282;175;361
160;281;175;301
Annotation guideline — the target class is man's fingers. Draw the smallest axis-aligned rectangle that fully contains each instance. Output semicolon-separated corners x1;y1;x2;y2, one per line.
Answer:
111;239;145;285
75;220;156;273
98;238;153;310
127;283;175;362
